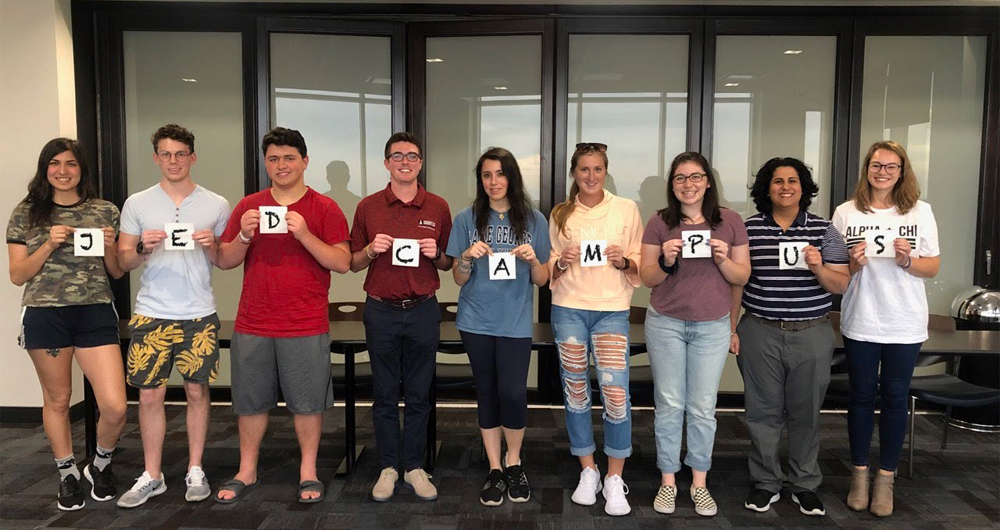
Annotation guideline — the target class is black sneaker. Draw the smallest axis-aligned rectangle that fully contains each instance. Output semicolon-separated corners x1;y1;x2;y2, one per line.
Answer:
84;463;117;501
744;488;780;512
504;464;531;503
58;475;85;511
792;491;826;516
479;469;507;506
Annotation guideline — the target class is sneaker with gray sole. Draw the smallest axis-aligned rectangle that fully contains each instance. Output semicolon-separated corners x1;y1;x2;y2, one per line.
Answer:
116;471;166;508
185;466;210;502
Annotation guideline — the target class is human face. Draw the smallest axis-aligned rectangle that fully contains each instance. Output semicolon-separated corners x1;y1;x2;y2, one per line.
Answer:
480;159;508;203
867;149;902;193
384;141;422;186
769;166;802;212
264;144;308;188
47;150;81;194
153;138;197;183
671;160;710;206
572;153;606;198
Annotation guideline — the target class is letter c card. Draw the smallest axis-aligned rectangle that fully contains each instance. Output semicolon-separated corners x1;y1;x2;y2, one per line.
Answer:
392;238;419;267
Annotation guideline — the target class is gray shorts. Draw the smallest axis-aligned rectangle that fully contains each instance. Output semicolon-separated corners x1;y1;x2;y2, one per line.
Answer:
230;332;333;415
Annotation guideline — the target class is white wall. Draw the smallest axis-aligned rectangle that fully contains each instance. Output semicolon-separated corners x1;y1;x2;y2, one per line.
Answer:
0;0;83;408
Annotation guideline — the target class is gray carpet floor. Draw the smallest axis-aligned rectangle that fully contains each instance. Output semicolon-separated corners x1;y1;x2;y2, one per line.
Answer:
1;404;998;529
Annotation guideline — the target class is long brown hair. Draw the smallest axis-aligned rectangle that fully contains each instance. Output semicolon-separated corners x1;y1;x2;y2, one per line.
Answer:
551;144;609;237
852;140;920;215
658;151;723;229
23;138;96;228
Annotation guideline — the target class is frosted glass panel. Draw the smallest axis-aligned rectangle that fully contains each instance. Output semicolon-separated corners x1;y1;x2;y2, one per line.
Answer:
124;31;245;386
713;35;837;219
270;33;393;307
860;36;987;315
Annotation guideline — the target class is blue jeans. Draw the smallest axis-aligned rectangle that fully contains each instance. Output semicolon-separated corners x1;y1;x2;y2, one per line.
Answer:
551;305;632;459
645;307;730;474
844;337;921;472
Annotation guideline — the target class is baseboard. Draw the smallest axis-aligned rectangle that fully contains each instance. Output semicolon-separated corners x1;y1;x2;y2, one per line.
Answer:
0;401;86;425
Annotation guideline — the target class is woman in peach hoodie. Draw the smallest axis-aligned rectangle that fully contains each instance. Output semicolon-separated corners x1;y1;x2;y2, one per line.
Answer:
548;142;643;517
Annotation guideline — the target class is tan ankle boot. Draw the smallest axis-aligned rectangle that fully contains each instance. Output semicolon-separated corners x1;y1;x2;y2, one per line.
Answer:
846;467;870;511
870;472;894;517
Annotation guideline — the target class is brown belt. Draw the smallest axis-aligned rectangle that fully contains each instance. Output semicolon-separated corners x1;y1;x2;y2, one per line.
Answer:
368;294;432;310
747;313;828;332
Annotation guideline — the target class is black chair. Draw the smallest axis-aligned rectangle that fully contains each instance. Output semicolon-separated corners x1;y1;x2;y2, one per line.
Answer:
329;302;372;392
907;361;1000;478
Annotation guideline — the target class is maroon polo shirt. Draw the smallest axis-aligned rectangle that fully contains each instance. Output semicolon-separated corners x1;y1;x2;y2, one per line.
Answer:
351;183;452;299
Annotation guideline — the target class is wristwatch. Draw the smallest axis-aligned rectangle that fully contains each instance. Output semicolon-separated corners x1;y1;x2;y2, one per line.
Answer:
136;240;149;255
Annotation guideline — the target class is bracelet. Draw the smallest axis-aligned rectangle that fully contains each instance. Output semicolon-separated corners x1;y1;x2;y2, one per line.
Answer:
901;254;913;269
365;244;378;260
555;258;569;272
658;254;678;275
458;258;473;273
238;231;252;244
432;248;442;261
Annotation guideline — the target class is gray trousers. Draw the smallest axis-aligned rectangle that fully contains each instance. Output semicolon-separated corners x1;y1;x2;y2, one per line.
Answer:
736;314;835;494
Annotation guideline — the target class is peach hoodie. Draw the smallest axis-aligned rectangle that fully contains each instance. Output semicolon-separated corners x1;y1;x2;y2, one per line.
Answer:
548;190;643;311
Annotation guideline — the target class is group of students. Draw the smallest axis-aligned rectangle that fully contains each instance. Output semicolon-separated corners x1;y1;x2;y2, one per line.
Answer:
7;123;940;519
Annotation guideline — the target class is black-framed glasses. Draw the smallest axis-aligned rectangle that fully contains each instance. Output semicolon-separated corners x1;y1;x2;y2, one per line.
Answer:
672;173;707;184
389;152;421;162
156;151;190;162
575;142;608;153
868;162;901;175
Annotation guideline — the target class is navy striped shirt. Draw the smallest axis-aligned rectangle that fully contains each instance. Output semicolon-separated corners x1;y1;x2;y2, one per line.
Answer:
743;211;849;321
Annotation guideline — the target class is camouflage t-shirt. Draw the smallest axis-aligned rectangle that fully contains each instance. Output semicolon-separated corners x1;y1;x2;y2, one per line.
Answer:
6;199;120;307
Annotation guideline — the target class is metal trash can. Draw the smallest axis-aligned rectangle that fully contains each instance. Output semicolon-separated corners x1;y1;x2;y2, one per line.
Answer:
949;287;1000;431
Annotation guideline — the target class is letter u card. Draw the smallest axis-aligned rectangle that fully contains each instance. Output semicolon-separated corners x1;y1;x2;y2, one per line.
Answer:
778;242;809;270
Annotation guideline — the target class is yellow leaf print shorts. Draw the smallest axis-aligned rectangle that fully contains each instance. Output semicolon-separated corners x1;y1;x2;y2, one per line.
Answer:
126;313;221;388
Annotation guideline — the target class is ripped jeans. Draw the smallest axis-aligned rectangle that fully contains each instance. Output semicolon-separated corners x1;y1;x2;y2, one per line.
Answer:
551;305;632;459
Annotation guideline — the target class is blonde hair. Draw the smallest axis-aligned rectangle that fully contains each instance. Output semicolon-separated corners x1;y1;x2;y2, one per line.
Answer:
852;140;920;214
551;145;610;237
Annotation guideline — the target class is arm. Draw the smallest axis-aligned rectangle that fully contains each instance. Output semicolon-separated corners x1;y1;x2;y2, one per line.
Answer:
902;255;940;279
716;242;751;286
729;284;743;354
802;244;850;294
8;225;71;286
217;209;258;270
351;233;392;272
301;236;352;274
452;241;491;287
512;243;548;286
101;227;124;279
191;230;221;267
639;243;667;288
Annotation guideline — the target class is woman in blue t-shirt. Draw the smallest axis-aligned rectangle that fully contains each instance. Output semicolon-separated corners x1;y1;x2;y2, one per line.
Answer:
446;147;550;507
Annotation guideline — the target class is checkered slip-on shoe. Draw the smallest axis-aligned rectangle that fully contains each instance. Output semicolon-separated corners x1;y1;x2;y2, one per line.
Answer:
691;486;718;516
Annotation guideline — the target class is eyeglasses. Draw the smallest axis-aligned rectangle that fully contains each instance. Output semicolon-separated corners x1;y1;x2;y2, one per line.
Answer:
672;173;707;184
868;162;901;175
575;142;608;153
388;152;421;162
157;151;191;162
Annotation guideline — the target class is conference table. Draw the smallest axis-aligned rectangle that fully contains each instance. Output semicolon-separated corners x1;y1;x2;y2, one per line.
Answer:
88;320;998;475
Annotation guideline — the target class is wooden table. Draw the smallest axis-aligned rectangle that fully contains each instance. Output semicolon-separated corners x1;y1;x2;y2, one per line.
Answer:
92;321;998;475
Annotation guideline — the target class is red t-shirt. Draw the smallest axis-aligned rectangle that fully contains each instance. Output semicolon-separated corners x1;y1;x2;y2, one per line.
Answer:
350;183;452;299
221;188;349;337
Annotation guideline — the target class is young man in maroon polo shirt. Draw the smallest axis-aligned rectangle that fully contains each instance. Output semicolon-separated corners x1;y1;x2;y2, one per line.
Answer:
350;132;452;502
215;127;351;504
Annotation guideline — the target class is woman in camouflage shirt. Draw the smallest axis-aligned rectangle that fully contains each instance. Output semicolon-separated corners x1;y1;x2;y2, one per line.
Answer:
7;138;127;511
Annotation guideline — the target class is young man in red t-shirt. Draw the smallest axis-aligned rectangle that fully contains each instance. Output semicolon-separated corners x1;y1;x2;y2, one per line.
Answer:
350;132;452;502
215;127;351;504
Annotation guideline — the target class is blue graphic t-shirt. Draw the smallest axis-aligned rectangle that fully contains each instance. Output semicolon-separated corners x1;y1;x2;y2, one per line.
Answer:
446;207;551;338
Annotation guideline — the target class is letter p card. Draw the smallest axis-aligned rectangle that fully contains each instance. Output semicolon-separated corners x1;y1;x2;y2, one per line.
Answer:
392;238;419;267
489;253;515;280
682;230;712;258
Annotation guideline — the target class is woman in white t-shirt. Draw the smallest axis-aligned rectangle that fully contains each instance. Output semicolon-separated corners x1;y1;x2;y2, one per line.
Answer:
831;140;940;518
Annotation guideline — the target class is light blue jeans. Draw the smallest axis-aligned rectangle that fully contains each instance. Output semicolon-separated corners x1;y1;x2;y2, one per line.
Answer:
645;307;730;474
551;305;632;459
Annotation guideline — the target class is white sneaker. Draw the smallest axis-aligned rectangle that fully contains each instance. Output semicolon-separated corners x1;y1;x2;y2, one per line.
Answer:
602;474;631;516
116;471;166;508
570;466;602;506
185;466;210;502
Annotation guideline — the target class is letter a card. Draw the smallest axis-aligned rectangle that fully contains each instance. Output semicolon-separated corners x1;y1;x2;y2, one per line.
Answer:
392;238;419;267
580;240;608;267
488;252;516;280
164;223;194;250
681;230;712;258
259;206;288;234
